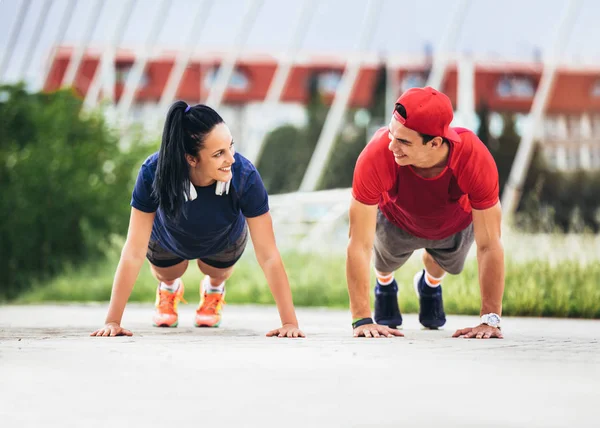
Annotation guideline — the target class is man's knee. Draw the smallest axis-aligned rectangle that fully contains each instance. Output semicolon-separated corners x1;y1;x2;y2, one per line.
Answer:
426;251;466;275
444;262;465;275
439;256;467;275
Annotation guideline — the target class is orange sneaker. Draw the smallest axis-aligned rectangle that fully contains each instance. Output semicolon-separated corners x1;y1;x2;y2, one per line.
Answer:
194;277;225;327
152;279;187;328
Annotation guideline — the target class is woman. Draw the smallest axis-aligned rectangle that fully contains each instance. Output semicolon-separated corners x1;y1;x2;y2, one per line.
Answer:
91;102;304;338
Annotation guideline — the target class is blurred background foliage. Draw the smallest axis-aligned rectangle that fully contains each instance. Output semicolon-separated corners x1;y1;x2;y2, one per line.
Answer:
477;103;600;233
1;81;599;310
258;72;600;233
0;83;148;300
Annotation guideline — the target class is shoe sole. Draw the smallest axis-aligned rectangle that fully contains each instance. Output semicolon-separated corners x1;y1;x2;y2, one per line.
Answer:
413;271;445;330
194;321;221;328
386;325;403;330
153;321;178;328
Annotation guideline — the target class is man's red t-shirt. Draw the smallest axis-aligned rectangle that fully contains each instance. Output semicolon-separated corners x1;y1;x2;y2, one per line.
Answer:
352;127;499;240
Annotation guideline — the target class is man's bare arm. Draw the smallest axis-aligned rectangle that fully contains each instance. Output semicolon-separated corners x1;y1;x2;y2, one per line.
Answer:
346;199;403;338
453;202;505;339
346;198;378;320
472;201;505;316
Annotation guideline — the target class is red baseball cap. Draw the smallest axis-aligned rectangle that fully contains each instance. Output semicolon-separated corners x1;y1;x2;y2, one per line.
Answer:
393;86;461;143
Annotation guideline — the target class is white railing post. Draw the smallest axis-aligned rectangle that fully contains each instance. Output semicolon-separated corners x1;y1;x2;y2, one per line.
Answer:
17;0;51;85
204;0;264;112
150;0;214;130
501;0;582;220
40;0;76;90
82;0;136;110
0;0;32;82
425;0;470;90
61;0;104;88
455;55;476;129
299;0;381;192
116;0;170;121
243;0;316;165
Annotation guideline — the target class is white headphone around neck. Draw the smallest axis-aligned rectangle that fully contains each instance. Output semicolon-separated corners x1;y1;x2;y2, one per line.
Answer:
215;180;230;196
184;179;230;202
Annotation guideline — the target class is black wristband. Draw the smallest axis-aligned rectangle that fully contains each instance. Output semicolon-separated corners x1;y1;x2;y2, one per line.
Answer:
352;317;374;329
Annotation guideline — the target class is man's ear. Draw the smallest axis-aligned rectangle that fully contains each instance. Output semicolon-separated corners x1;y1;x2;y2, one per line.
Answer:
430;136;444;149
185;154;197;167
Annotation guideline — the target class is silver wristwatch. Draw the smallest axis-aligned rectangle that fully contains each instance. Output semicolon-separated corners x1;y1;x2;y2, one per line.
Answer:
480;313;501;328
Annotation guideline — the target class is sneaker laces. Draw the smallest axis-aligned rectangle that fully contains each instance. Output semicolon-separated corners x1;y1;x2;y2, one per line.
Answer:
157;289;186;314
200;292;225;313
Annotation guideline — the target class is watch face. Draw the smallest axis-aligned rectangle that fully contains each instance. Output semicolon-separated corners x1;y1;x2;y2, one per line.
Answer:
488;314;500;326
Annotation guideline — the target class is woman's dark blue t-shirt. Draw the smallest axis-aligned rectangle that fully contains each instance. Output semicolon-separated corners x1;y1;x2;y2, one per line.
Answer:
131;151;269;260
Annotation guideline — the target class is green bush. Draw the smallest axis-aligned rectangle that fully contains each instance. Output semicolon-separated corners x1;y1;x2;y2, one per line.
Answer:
0;84;146;300
257;73;328;194
256;124;309;194
318;118;367;190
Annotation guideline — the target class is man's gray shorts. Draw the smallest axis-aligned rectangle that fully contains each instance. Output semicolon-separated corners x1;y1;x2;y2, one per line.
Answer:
373;211;474;274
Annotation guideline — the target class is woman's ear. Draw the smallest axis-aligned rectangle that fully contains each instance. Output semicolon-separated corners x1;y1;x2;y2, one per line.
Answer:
185;154;198;167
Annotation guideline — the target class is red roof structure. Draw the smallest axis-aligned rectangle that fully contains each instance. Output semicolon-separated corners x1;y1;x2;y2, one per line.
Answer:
44;47;600;115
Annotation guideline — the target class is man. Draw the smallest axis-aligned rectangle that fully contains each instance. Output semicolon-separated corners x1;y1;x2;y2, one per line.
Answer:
346;86;504;339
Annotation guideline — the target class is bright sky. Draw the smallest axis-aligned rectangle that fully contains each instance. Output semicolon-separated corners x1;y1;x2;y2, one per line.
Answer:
1;0;600;89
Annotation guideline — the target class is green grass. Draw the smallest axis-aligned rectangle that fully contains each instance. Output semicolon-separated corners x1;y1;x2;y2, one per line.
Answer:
16;250;600;318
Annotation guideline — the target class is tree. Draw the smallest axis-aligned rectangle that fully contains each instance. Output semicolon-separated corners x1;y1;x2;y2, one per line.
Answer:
256;124;306;194
318;112;367;190
0;84;146;300
476;101;493;149
256;72;330;194
368;62;387;124
476;107;600;233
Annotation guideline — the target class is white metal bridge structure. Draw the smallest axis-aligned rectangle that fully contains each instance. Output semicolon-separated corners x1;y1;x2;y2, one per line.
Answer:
2;0;600;253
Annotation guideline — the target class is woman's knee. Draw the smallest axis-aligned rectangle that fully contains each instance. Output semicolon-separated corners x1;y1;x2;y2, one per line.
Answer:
150;260;189;282
196;259;234;281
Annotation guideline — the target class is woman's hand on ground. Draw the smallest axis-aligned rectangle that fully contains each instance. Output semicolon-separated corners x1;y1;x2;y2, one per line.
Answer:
266;323;306;338
90;322;133;337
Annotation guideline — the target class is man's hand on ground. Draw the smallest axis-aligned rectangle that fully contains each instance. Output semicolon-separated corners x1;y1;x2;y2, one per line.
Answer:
353;323;404;338
452;324;503;339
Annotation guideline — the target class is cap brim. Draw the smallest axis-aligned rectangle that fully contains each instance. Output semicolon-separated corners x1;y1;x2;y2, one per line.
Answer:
445;127;462;143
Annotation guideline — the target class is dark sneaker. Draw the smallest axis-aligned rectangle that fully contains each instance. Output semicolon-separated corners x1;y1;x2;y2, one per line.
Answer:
374;279;403;328
413;270;446;329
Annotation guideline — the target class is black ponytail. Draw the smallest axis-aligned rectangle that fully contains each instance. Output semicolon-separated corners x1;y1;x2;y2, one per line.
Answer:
153;101;224;220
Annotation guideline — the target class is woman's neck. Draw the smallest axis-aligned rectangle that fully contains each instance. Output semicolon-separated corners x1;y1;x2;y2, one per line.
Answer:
189;168;215;187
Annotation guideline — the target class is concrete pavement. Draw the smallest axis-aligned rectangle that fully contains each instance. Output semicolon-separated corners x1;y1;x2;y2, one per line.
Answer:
0;304;599;428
